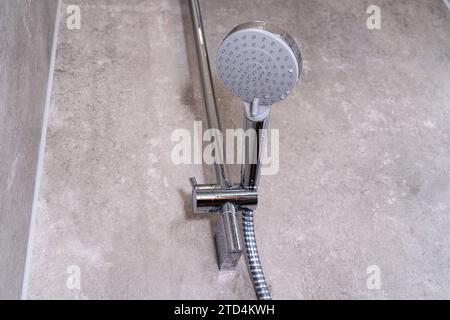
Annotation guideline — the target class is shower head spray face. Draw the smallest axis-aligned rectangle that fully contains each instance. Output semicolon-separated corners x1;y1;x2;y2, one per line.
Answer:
217;21;302;107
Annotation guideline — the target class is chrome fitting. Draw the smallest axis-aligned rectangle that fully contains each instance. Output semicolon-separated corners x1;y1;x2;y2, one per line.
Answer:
190;178;258;214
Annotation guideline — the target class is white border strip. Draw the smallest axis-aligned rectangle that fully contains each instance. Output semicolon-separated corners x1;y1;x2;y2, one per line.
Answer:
444;0;450;11
21;0;63;300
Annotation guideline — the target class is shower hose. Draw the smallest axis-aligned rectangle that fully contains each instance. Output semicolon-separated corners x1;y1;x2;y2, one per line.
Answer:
242;209;272;300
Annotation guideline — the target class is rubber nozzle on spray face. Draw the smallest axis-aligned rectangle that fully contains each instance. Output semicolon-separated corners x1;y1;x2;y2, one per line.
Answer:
216;21;302;119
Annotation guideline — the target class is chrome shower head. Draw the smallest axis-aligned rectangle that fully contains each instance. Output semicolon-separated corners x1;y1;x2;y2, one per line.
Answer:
216;21;302;108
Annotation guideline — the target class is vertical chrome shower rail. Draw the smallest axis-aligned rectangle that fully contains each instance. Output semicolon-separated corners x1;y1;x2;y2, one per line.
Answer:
188;0;242;270
188;0;230;188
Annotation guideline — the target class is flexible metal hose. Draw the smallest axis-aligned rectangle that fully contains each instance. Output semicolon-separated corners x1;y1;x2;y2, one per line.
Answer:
242;209;272;300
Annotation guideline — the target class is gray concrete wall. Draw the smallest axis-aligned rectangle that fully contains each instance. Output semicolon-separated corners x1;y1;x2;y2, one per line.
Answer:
0;0;59;299
25;0;450;299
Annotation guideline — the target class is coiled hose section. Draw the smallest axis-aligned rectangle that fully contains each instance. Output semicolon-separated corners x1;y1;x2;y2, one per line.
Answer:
242;209;272;300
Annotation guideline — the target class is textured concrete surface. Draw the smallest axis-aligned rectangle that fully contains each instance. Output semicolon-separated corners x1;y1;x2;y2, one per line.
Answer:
0;0;58;299
26;0;450;299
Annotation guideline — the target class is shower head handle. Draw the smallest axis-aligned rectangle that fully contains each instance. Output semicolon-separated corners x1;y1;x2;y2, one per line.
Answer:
243;98;271;122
